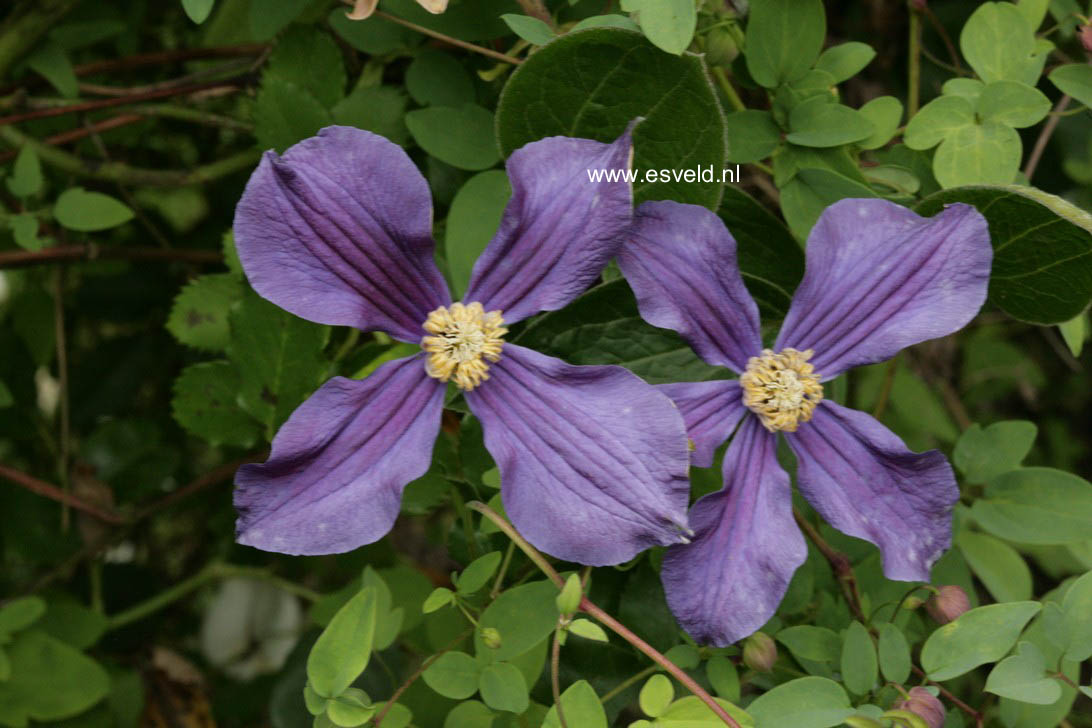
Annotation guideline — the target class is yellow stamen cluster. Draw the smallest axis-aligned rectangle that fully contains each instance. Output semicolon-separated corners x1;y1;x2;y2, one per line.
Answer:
740;348;823;433
421;302;507;391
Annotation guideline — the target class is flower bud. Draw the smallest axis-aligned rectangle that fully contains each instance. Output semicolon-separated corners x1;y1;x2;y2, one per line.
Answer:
742;632;777;672
926;585;970;624
704;28;739;67
897;686;946;728
1080;23;1092;54
556;574;582;616
903;596;925;611
480;627;502;650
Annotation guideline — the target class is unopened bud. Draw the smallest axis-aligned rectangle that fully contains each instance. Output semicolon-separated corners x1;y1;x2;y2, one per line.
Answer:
903;596;925;611
704;28;739;67
556;574;582;616
926;585;970;625
480;627;502;650
1080;24;1092;54
897;686;946;728
742;632;777;672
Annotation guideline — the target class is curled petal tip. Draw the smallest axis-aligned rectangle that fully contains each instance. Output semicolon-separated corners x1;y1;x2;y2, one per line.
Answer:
345;0;378;19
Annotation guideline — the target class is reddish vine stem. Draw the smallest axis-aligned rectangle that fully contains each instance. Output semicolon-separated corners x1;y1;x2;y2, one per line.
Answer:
0;463;125;524
0;244;222;269
0;113;142;164
793;508;867;623
467;500;741;728
1024;95;1071;182
0;78;249;126
372;628;473;726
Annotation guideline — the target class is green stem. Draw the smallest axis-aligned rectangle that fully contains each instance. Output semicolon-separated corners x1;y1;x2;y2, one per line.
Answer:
711;67;746;112
467;501;742;728
907;7;922;118
449;484;479;559
105;563;320;631
551;627;569;728
0;124;260;186
871;355;899;420
600;665;657;704
490;540;516;599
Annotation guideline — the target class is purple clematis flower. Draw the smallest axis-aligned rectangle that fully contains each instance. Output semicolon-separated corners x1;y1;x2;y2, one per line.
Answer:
230;126;692;566
618;198;992;646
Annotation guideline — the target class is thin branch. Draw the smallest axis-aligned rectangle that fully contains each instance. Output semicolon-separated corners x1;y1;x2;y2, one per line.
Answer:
907;7;922;118
467;501;742;728
0;244;222;269
0;114;142;165
372;628;474;726
910;665;984;724
0;124;261;186
793;508;867;623
552;627;569;728
922;4;964;73
53;268;72;528
1024;95;1070;181
76;59;253;98
0;463;125;524
372;10;523;65
871;356;899;420
132;455;263;520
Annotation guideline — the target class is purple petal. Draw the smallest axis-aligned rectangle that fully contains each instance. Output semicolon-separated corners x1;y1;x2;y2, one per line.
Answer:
661;416;806;646
234;126;451;341
786;401;958;581
465;344;690;566
464;129;634;324
657;380;745;468
234;355;443;555
776;199;991;378
619;201;762;372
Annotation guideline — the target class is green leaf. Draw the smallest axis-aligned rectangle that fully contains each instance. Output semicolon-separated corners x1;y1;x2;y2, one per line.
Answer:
9;214;43;251
856;96;902;150
1049;63;1092;109
478;661;529;713
652;696;755;727
724;110;780;164
443;700;494;728
332;86;409;145
513;280;725;384
985;641;1062;705
706;656;740;702
841;621;878;696
372;702;412;728
474;580;559;662
957;530;1033;602
382;0;515;42
172;361;260;448
305;685;328;716
915;186;1092;324
960;2;1046;86
567;619;608;642
446;170;511;298
953;420;1037;483
456;552;502;595
638;674;674;718
543;680;607;728
253;77;333;154
166;274;243;352
1059;312;1087;357
326;689;376;727
25;42;77;98
814;42;876;83
933;121;1021;188
624;0;697;55
306;586;379;698
422;587;454;614
876;623;911;684
265;26;346;108
0;631;110;725
903;96;974;150
942;77;986;103
406;48;476;107
746;677;853;728
53;188;134;232
423;651;482;699
556;574;582;615
1015;0;1050;29
1059;569;1092;661
744;0;826;88
34;602;106;650
779;166;878;240
571;14;641;33
971;468;1092;545
0;598;46;638
0;378;12;409
182;0;215;24
776;625;841;664
228;290;330;437
500;14;556;45
405;104;499;171
248;0;310;40
976;80;1050;127
7;146;43;198
920;602;1041;681
495;28;726;209
786;97;874;148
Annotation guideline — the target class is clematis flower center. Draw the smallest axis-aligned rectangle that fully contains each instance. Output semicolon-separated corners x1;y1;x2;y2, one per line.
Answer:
740;348;823;433
421;302;507;391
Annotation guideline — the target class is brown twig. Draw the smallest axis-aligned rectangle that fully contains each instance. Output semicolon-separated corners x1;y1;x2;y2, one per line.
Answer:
372;10;523;65
75;59;253;98
1024;95;1070;181
0;463;125;524
132;455;262;520
0;244;222;269
0;114;143;165
53;267;71;529
793;508;867;623
935;378;973;431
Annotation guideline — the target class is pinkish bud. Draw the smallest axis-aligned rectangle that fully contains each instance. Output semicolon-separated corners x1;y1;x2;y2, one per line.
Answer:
742;632;777;673
1080;24;1092;54
897;687;946;728
926;585;970;624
